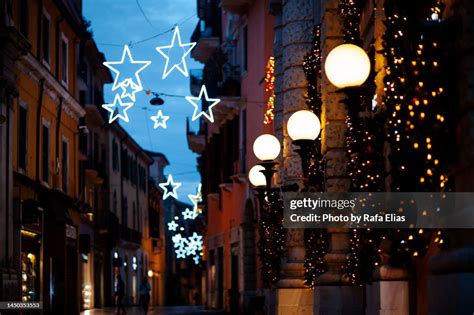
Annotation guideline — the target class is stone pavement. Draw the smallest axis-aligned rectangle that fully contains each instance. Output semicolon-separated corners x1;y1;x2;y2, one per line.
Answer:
81;306;227;315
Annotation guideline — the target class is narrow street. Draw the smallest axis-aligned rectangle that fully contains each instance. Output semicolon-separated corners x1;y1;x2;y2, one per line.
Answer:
81;306;226;315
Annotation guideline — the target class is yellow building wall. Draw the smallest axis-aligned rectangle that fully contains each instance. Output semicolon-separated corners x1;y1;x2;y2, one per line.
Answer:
11;0;83;199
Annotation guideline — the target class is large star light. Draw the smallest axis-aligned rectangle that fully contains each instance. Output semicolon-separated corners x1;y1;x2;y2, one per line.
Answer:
102;94;134;123
150;110;170;129
159;174;182;200
156;25;196;79
185;85;221;123
103;45;151;101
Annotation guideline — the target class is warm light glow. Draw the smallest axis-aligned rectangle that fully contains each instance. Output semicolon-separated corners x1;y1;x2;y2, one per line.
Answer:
324;44;371;88
248;165;267;187
287;110;321;141
253;134;281;161
148;270;153;278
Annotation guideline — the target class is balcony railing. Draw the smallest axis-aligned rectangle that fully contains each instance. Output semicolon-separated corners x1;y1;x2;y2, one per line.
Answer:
191;20;220;63
120;225;142;244
221;0;254;14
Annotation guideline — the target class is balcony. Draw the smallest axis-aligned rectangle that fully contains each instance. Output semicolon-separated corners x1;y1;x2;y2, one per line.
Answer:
221;0;254;14
191;20;220;63
120;225;142;245
186;118;206;154
96;211;120;246
190;69;203;97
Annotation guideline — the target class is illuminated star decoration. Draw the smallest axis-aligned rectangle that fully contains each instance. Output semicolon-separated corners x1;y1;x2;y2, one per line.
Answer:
188;183;202;215
168;220;178;231
120;79;141;101
102;94;134;123
155;25;196;79
185;85;221;123
193;256;200;265
159;174;182;200
103;45;151;101
182;208;198;220
176;247;187;259
150;110;170;129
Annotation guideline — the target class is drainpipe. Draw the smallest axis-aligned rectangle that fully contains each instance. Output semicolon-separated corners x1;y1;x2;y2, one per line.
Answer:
4;95;11;270
35;79;45;181
55;97;63;188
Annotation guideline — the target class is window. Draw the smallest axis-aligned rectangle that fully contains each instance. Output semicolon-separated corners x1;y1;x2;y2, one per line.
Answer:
112;140;119;171
20;0;29;38
42;11;50;65
242;25;248;72
18;105;28;171
41;123;49;183
62;139;69;192
61;34;68;85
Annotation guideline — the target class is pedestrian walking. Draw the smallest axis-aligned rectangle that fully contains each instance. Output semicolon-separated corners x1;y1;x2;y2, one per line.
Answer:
114;274;126;315
139;276;151;314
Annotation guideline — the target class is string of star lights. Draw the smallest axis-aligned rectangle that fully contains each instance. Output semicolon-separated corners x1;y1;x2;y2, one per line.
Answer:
164;182;204;265
263;56;275;125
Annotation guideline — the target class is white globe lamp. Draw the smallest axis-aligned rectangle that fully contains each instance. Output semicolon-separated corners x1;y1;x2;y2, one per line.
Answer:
324;43;371;88
287;110;321;141
253;134;281;161
248;165;267;187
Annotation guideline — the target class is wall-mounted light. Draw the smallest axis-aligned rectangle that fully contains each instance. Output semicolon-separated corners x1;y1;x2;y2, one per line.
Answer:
325;43;370;89
248;165;267;188
252;134;281;189
287;110;321;178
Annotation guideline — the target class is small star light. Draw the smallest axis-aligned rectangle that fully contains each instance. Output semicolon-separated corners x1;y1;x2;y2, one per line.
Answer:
120;79;141;100
176;247;187;259
159;174;182;200
155;25;196;79
188;183;202;212
193;256;200;265
102;94;134;123
168;220;178;231
182;208;198;220
150;110;170;129
185;85;221;123
103;45;151;101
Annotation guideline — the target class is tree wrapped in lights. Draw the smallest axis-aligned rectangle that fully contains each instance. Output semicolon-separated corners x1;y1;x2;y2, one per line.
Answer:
258;190;286;286
381;0;452;263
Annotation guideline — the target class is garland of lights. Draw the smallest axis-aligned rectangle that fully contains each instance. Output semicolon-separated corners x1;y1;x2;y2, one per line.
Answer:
264;56;275;125
258;190;286;287
301;24;328;286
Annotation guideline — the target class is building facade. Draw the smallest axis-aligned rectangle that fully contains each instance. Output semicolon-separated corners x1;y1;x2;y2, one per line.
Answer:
191;0;474;314
1;0;90;313
188;0;275;312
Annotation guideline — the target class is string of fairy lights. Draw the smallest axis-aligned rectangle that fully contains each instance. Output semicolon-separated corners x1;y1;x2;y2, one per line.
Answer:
263;56;276;125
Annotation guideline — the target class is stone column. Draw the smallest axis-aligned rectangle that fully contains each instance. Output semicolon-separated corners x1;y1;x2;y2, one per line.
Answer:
314;0;363;313
428;1;474;308
273;0;315;314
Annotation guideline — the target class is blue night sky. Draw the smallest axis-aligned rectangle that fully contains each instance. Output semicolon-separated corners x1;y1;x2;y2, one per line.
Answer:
83;0;202;201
